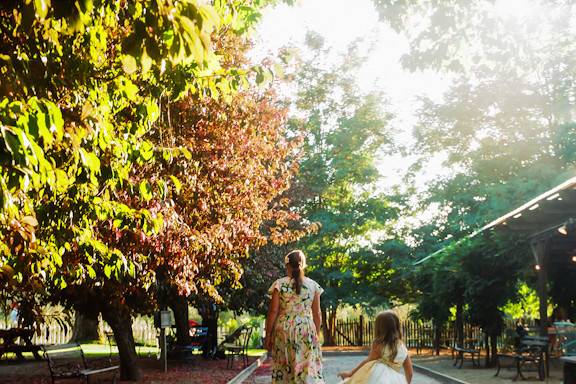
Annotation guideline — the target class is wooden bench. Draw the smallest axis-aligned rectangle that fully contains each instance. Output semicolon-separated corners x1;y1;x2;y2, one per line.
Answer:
0;328;42;360
495;336;548;381
43;343;119;384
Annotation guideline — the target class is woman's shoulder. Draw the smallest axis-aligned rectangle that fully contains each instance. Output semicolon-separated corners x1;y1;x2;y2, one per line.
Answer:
303;277;324;293
303;276;320;285
268;276;290;293
273;276;290;285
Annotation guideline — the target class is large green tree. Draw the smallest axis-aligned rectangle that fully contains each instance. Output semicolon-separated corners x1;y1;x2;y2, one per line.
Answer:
284;34;409;344
376;0;576;363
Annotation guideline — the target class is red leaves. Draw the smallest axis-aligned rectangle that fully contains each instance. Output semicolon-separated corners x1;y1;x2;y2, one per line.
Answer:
142;89;309;299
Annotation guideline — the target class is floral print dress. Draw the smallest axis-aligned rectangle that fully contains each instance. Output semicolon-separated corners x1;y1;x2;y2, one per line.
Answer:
269;276;325;384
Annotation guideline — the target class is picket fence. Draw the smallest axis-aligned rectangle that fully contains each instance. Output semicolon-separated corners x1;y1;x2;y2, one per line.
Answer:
0;318;229;347
333;316;537;350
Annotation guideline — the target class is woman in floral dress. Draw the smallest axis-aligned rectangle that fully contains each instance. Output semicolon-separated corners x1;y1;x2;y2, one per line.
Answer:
265;250;325;383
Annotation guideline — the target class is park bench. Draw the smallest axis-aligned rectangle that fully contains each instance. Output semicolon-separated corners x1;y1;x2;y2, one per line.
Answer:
43;343;119;384
495;336;548;381
451;338;481;368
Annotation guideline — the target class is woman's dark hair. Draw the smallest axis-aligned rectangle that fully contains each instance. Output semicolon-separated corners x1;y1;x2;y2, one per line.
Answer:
285;250;305;294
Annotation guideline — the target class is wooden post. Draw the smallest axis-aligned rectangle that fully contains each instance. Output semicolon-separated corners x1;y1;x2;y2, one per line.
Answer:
531;238;550;378
530;239;549;337
359;315;364;346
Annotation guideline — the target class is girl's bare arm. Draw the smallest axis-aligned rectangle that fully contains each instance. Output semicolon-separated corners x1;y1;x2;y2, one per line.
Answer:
338;342;381;378
403;354;413;384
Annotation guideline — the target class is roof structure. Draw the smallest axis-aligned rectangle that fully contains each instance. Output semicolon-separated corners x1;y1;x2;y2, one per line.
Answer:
479;176;576;236
415;176;576;265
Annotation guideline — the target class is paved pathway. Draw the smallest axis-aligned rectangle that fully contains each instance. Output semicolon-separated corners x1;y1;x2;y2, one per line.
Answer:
322;354;442;384
247;354;443;384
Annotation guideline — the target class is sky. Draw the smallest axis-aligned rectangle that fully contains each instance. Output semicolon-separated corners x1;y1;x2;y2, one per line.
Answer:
252;0;452;190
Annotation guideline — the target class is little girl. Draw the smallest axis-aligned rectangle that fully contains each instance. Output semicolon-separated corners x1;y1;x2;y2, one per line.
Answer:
338;311;413;384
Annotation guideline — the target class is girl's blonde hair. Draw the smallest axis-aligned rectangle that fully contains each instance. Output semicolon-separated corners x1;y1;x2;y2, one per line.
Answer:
373;311;402;360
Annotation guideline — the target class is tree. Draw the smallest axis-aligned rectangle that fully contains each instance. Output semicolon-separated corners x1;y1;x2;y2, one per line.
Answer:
0;0;276;379
283;34;407;344
152;85;313;348
373;2;576;349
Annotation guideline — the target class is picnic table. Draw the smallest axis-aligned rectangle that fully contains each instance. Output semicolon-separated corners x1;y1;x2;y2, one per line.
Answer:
495;336;548;381
0;328;42;361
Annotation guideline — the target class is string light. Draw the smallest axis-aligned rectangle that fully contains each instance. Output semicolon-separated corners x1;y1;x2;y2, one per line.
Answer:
572;256;576;263
558;218;575;235
535;264;541;271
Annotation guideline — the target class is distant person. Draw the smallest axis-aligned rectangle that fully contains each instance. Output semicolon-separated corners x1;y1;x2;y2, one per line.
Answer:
265;250;324;383
188;319;200;337
338;311;413;384
516;320;528;338
515;320;528;348
9;302;19;326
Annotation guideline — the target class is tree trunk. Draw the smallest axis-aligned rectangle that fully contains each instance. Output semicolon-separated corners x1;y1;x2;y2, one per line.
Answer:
70;310;100;343
433;322;442;355
455;302;464;347
321;307;335;346
169;295;191;346
490;333;498;367
199;301;218;358
102;305;140;381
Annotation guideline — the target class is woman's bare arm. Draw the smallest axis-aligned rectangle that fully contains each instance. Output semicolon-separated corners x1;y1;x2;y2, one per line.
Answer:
312;292;322;335
264;289;280;350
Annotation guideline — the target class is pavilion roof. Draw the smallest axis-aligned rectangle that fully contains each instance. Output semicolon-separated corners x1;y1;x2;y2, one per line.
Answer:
414;176;576;265
479;176;576;235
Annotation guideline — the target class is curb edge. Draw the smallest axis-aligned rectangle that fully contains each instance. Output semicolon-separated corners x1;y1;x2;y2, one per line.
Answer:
413;363;473;384
227;352;269;384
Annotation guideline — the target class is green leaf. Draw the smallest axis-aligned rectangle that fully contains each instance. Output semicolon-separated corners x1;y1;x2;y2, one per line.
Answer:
121;55;138;74
139;180;153;202
128;262;135;278
141;48;152;73
34;0;50;19
2;126;21;157
140;141;154;161
55;169;69;192
157;179;167;199
180;147;192;160
120;79;139;101
79;148;101;173
86;265;96;279
170;175;182;194
104;265;112;279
